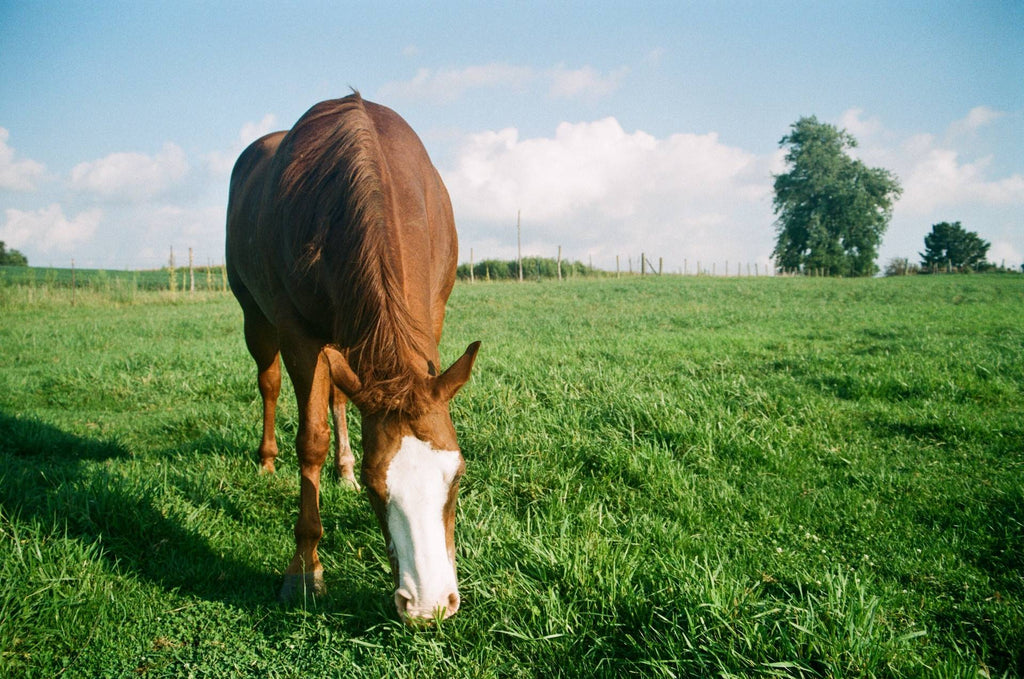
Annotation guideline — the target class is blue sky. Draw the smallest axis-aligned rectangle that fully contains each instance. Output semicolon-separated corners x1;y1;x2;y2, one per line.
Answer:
1;1;1021;271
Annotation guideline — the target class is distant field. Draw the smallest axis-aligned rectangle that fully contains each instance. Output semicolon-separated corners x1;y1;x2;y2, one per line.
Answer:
0;264;228;295
1;274;1021;677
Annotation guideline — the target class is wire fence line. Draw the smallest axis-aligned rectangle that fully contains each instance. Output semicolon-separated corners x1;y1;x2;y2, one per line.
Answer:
0;246;229;296
458;247;781;281
11;243;937;298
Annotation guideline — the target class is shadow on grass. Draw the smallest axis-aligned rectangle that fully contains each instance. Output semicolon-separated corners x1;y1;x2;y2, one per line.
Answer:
0;410;387;625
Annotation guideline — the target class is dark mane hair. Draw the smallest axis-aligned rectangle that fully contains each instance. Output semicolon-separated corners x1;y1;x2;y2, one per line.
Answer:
276;92;432;412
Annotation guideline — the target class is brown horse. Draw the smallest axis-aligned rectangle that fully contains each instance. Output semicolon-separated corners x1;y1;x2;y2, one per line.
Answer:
226;93;479;622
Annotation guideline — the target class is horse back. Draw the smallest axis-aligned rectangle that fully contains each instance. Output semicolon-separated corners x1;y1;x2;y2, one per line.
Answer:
226;96;456;357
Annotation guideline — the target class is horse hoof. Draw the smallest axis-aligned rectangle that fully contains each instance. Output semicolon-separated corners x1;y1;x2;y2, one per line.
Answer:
279;571;325;602
334;467;361;490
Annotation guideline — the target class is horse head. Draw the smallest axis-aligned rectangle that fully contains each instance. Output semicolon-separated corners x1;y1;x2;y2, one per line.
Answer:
324;341;479;622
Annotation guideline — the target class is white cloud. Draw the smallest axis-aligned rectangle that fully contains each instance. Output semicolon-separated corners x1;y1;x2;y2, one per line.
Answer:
838;108;884;140
447;117;765;221
893;136;1024;215
377;62;629;104
988;240;1021;268
377;64;533;104
948;106;1006;138
1;204;102;253
0;127;46;192
443;117;775;268
141;203;224;242
239;114;278;147
547;65;628;99
835;107;1024;217
70;143;188;201
905;149;1024;214
207;114;280;176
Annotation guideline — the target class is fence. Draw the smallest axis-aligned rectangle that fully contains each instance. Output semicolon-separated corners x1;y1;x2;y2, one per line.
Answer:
0;264;229;293
456;247;780;281
0;247;231;306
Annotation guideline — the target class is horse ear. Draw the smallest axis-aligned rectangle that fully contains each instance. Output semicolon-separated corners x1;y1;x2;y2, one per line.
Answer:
434;341;481;402
323;345;362;397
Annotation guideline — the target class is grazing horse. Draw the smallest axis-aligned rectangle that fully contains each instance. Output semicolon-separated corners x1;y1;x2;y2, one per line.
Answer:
226;93;479;622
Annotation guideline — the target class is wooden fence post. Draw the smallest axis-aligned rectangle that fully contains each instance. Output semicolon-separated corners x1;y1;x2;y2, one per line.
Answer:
516;210;523;283
188;247;195;296
168;246;176;293
557;245;562;281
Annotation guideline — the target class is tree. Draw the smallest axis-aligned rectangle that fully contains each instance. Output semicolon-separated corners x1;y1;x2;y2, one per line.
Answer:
772;117;902;277
0;241;28;266
919;221;990;272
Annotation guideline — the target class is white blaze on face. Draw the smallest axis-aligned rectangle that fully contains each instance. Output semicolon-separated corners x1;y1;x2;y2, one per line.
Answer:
385;435;462;619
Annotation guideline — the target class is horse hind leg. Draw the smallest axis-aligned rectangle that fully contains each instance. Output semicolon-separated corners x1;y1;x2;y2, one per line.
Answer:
244;310;281;473
330;384;359;489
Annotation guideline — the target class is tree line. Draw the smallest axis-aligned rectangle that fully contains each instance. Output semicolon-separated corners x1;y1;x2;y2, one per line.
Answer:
0;242;28;266
456;257;599;281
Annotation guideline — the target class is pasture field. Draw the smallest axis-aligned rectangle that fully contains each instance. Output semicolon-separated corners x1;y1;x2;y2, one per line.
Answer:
1;274;1022;677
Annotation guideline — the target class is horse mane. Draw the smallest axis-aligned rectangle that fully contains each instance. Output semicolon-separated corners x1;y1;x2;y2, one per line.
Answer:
277;92;431;413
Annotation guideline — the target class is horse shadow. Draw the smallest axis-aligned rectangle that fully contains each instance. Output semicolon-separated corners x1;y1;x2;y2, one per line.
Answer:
0;409;389;623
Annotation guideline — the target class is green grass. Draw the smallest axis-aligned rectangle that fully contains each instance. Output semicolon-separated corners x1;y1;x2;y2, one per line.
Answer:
1;274;1022;677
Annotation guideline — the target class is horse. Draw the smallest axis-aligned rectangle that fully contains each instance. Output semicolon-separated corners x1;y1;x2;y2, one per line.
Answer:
225;93;479;622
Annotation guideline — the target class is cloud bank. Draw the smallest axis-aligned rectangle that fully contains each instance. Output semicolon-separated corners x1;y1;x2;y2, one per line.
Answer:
443;117;778;269
441;105;1023;271
0;204;102;253
70;143;188;201
1;101;1020;271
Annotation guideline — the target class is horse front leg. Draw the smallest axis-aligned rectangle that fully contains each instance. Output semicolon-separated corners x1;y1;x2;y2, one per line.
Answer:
278;340;331;601
330;384;359;490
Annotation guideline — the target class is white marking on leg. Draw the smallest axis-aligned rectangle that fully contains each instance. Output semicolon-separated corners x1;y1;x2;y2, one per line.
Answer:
385;435;461;619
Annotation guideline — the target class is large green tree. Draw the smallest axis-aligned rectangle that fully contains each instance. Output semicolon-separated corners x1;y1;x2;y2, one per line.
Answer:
772;117;902;277
919;221;990;271
0;241;28;266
